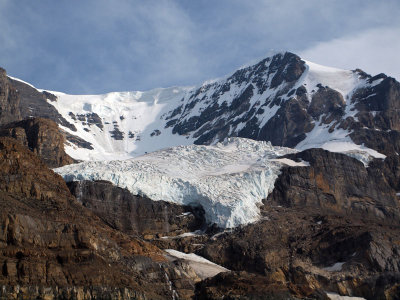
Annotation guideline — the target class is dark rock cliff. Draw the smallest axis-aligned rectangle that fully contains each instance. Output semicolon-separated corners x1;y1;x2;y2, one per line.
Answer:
8;77;76;131
0;117;74;168
0;68;21;125
194;206;400;299
267;148;399;221
67;180;205;238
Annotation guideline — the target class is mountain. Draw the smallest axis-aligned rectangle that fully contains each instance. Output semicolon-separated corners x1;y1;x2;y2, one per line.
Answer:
5;52;397;162
2;51;400;299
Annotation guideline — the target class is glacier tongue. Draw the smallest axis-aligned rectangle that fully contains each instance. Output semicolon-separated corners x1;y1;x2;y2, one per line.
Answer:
55;138;299;228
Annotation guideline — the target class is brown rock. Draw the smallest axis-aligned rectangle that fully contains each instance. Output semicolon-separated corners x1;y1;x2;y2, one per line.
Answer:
67;180;205;238
0;137;198;299
0;117;74;167
0;68;21;125
267;148;399;221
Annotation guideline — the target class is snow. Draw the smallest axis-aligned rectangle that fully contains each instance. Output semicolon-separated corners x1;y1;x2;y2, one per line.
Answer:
296;121;386;165
292;61;388;163
54;138;300;228
48;87;196;160
303;61;359;99
326;292;365;300
31;52;384;164
323;262;345;272
270;158;310;167
164;249;229;279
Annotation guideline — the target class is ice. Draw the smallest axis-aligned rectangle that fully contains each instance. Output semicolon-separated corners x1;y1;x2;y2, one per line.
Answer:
55;138;300;228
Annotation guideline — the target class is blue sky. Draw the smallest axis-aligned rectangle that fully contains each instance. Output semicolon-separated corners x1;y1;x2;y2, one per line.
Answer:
0;0;399;94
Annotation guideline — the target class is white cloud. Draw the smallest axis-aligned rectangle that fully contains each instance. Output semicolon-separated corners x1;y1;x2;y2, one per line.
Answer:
299;27;400;80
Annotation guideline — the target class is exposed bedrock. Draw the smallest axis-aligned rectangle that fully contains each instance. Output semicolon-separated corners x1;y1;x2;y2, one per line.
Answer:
8;77;76;131
0;137;204;299
343;76;400;156
195;206;400;299
0;117;75;167
266;148;400;221
0;68;21;125
67;180;206;239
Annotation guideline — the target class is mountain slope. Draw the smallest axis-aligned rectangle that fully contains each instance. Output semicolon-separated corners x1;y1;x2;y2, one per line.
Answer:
10;51;396;161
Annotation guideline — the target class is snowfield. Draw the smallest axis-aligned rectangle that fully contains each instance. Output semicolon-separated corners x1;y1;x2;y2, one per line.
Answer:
55;138;299;228
41;52;386;162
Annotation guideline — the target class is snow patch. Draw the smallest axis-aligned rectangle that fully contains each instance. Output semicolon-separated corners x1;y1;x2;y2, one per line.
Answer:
323;262;345;272
303;61;360;99
165;249;229;279
296;121;385;165
326;292;365;300
270;158;310;167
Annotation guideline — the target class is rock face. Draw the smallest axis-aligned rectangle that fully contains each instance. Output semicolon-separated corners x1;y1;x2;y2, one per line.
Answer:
342;75;400;156
0;68;21;125
148;147;400;299
0;117;74;168
8;77;76;131
267;148;399;221
194;206;400;299
169;52;308;146
0;137;202;299
67;180;205;238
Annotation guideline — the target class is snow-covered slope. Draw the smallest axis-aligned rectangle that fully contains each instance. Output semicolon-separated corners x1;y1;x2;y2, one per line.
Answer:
49;87;195;160
55;138;304;228
40;51;387;161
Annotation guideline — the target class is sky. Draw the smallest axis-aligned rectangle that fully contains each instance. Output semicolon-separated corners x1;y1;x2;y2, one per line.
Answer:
0;0;399;94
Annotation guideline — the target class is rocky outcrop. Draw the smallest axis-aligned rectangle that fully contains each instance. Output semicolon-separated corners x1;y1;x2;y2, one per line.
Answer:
266;148;399;221
0;117;74;167
256;96;314;147
67;180;205;238
8;77;76;131
193;206;400;299
308;85;345;123
0;137;201;299
342;75;400;156
0;68;21;125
